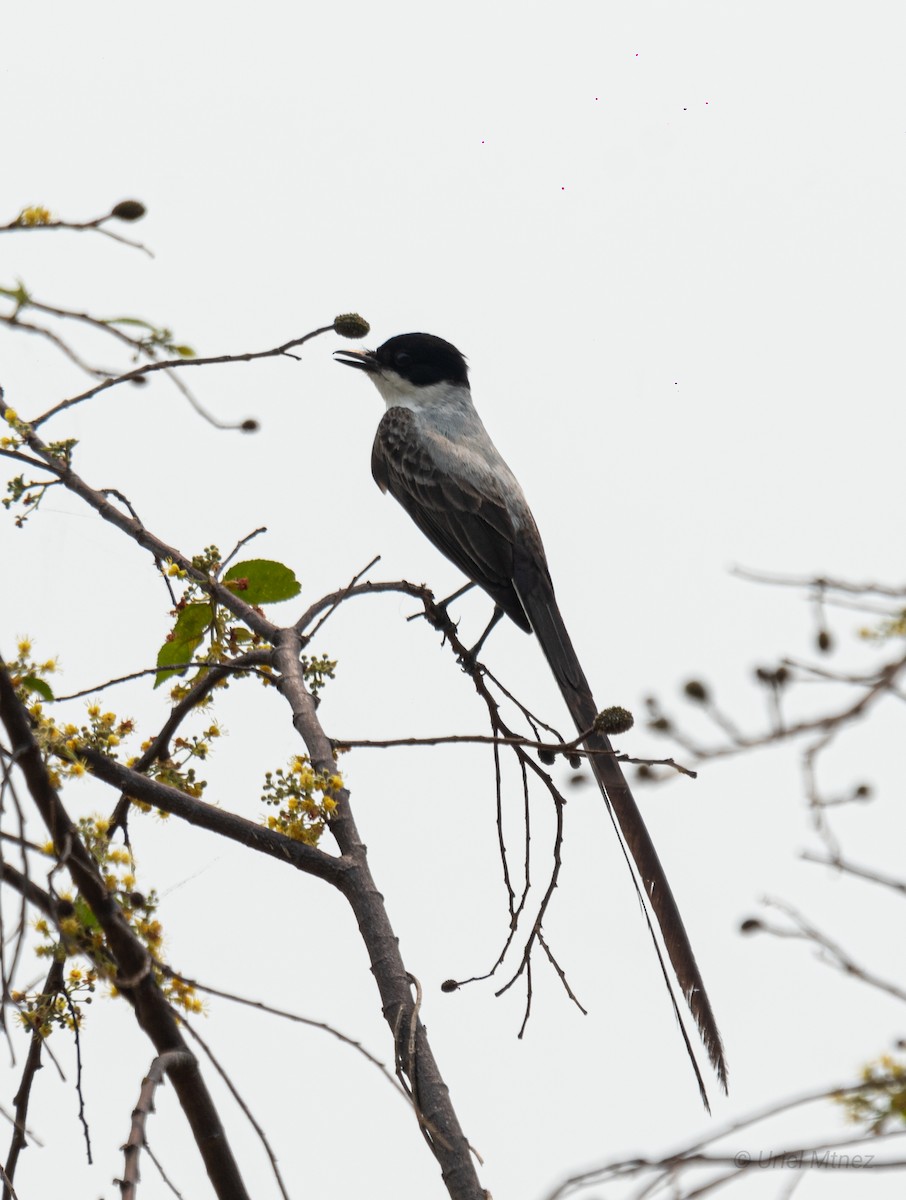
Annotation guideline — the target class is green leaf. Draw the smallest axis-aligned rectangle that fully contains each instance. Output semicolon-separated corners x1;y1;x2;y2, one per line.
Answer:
20;675;54;701
155;636;204;687
172;603;214;640
154;602;213;687
106;316;158;330
223;560;301;604
171;344;196;358
0;283;30;305
74;896;100;931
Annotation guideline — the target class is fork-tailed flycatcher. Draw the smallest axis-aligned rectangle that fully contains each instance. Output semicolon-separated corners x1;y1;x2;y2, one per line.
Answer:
335;332;727;1105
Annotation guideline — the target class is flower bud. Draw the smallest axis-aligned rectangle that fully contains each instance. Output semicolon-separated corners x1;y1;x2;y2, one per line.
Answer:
593;706;634;736
683;679;709;703
110;200;146;221
333;313;370;339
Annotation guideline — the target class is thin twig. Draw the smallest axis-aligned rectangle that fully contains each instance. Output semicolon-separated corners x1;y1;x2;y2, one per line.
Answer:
3;958;65;1200
801;851;906;898
220;528;268;573
32;324;337;426
0;315;117;377
759;897;906;1006
60;987;92;1164
51;657;271;703
732;566;906;599
0;213;151;255
544;1074;906;1199
181;1022;292;1200
158;966;407;1102
302;555;382;642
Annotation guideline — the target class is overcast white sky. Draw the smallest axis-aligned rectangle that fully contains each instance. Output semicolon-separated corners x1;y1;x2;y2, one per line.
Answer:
3;4;906;1198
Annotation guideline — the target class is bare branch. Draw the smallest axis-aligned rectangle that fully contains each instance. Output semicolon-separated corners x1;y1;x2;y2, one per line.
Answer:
656;651;906;765
0;210;152;256
732;566;906;599
60;986;92;1165
31;324;337;426
0;315;116;377
545;1074;906;1199
756;897;906;1006
51;655;271;702
301;555;382;642
294;576;434;635
270;628;485;1196
164;969;406;1101
394;595;592;1021
11;428;277;640
117;1051;194;1200
802;850;906;898
220;527;268;572
180;1023;291;1200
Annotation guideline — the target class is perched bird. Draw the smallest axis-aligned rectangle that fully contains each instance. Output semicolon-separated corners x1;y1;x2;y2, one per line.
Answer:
335;332;727;1105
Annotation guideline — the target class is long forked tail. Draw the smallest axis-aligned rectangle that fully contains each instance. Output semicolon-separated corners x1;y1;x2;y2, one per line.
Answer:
514;556;728;1106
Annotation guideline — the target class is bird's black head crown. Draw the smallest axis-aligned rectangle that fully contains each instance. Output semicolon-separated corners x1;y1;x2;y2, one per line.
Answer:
375;333;470;388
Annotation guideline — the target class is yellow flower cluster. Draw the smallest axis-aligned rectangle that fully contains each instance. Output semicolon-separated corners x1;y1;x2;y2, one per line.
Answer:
860;611;906;641
3;436;75;525
14;965;97;1036
262;756;344;846
1;408;24;451
837;1054;906;1133
16;205;54;226
25;815;203;1031
10;642;219;806
6;643;224;1033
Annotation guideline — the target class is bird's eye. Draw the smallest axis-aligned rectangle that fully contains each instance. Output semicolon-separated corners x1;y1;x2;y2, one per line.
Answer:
394;351;412;369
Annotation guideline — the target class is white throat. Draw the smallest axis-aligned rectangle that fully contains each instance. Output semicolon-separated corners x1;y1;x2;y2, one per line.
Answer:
370;371;473;416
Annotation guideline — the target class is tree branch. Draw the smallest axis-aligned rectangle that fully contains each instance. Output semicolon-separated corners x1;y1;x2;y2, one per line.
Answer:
0;664;252;1200
70;744;347;887
3;958;64;1200
117;1051;194;1200
271;628;486;1198
31;325;336;426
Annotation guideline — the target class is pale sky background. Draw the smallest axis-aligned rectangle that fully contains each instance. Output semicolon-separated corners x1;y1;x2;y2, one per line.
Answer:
3;4;906;1198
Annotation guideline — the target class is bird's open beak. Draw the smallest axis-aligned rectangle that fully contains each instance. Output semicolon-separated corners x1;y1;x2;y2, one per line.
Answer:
333;347;378;372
